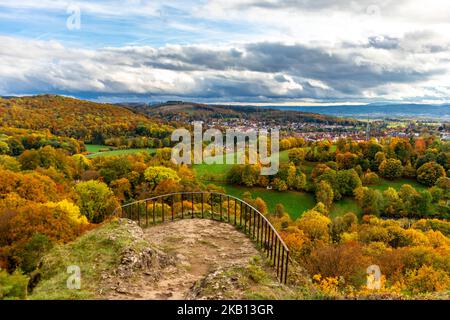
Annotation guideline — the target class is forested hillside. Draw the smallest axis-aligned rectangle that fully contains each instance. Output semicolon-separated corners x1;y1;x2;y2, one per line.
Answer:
0;95;449;300
0;95;173;147
124;102;360;126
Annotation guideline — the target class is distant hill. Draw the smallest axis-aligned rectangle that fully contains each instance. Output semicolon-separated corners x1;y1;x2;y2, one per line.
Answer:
121;101;361;125
0;95;173;144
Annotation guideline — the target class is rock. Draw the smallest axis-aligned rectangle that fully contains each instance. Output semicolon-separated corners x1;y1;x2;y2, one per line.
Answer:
116;287;130;294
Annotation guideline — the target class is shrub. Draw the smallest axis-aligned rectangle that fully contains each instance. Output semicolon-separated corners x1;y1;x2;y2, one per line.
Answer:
0;269;28;300
362;171;380;186
405;265;450;294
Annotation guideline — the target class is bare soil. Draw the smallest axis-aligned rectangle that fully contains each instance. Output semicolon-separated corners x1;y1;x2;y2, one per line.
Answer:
102;218;260;300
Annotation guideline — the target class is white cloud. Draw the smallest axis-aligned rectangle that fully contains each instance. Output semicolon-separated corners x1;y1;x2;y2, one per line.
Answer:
0;34;448;103
0;1;449;102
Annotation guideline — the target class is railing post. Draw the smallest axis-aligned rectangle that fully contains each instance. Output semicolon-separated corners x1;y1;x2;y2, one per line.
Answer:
268;227;272;259
161;197;165;222
277;240;282;278
263;216;266;249
152;200;155;224
171;195;174;221
201;193;204;218
248;207;251;235
243;205;247;233
240;202;243;227
273;234;277;266
210;194;214;219
256;213;260;244
181;194;184;219
234;199;237;225
284;250;289;284
137;202;141;226
259;217;263;248
191;193;194;218
280;246;285;283
227;196;230;222
145;200;148;227
264;220;268;254
219;194;222;221
252;209;256;238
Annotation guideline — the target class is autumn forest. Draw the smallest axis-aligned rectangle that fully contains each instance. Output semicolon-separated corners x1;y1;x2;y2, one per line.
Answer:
0;95;449;300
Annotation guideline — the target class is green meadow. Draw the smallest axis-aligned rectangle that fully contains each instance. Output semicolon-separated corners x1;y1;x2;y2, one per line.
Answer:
193;149;291;181
85;144;156;158
216;183;316;220
89;144;427;220
369;178;427;192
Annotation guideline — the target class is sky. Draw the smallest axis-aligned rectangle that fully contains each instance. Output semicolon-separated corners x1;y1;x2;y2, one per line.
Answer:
0;0;450;105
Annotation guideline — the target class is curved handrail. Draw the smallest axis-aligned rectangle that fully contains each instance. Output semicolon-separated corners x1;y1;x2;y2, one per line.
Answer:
113;191;290;284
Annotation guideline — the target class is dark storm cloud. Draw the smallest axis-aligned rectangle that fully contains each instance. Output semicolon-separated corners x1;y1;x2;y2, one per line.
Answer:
103;41;444;96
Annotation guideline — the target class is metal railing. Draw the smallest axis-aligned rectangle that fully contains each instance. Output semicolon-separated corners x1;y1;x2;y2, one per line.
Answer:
113;192;290;284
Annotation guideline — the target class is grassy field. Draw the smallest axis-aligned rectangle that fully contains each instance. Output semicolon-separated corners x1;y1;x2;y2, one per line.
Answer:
85;144;156;158
216;182;359;220
330;198;361;219
192;149;431;220
193;149;292;181
216;183;316;220
369;178;427;192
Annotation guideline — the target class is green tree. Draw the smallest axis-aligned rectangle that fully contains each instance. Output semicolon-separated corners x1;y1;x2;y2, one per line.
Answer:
74;180;119;223
144;166;180;190
379;158;403;180
315;181;334;209
435;177;450;198
226;165;243;184
362;171;379;186
288;148;306;166
0;141;9;155
336;169;362;198
382;187;402;217
336;152;358;170
273;178;288;191
17;233;53;273
293;170;307;191
417;161;446;186
0;270;28;300
296;209;331;243
286;163;297;189
354;187;383;216
273;203;285;218
0;155;21;172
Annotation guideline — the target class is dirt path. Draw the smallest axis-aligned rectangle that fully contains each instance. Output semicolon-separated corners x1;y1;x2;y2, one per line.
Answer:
104;219;260;300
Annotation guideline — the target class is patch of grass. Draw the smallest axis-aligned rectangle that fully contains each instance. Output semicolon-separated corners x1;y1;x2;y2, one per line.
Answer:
369;178;427;192
85;145;157;158
85;144;111;153
30;220;147;300
193;163;234;181
278;150;290;163
216;183;316;220
330;197;361;219
193;150;291;181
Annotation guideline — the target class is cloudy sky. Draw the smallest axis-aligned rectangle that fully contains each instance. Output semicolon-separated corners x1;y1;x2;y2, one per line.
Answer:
1;0;450;104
